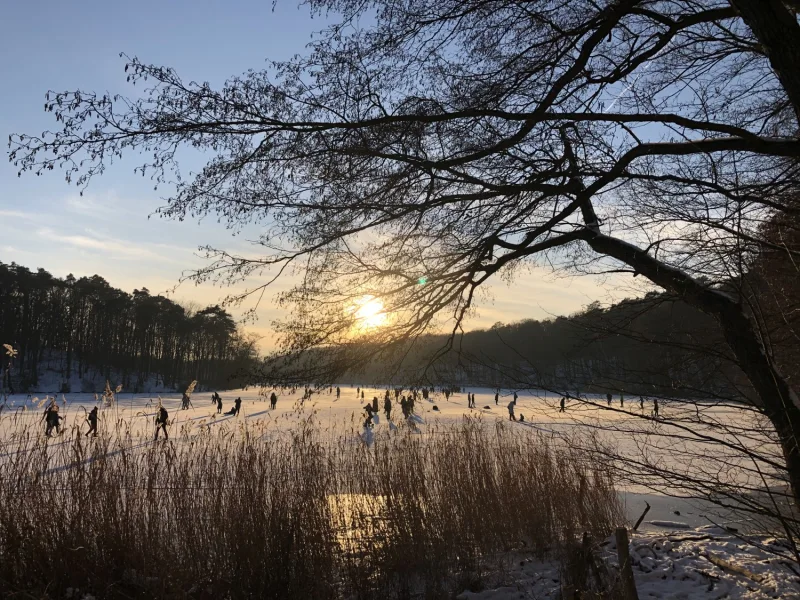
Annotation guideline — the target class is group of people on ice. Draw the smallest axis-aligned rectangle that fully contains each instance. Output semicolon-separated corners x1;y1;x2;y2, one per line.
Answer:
362;388;428;429
604;391;659;416
40;398;99;437
41;400;65;436
210;391;253;415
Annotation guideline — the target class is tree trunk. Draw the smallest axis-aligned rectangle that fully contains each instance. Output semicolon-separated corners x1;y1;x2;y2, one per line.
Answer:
587;232;800;509
730;0;800;125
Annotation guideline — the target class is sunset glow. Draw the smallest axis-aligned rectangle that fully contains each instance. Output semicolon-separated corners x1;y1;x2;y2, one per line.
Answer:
352;295;387;329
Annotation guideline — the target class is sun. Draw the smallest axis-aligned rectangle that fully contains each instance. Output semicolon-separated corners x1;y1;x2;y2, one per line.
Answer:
352;295;387;329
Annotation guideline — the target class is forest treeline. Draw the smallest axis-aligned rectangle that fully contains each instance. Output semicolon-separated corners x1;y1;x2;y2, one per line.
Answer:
332;293;743;397
0;263;259;392
338;282;794;401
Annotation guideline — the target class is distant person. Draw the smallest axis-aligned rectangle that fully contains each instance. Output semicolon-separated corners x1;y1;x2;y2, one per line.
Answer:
270;392;277;410
234;397;242;416
495;392;499;406
620;392;624;408
519;414;525;422
154;405;169;440
217;394;223;414
85;406;99;436
559;396;566;413
507;399;517;421
336;386;341;399
383;396;391;420
372;396;379;414
640;396;644;411
653;398;659;417
513;391;518;403
400;396;409;419
408;394;416;414
357;386;360;397
606;393;612;406
361;390;365;400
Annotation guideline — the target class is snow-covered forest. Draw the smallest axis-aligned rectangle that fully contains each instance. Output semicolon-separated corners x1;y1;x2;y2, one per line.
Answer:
0;262;259;392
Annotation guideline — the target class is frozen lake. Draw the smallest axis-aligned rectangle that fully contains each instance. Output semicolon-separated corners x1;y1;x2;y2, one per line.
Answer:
0;385;780;532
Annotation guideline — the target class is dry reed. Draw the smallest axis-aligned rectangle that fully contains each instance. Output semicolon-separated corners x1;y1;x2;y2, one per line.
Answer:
0;412;622;599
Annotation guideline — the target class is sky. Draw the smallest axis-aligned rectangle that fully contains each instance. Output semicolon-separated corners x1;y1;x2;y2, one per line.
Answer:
1;0;638;350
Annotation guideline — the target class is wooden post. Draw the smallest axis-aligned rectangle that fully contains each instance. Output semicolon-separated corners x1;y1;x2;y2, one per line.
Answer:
632;501;651;531
615;527;639;600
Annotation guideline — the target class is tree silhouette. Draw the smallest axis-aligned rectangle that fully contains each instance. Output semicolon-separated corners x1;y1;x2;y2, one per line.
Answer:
9;0;800;507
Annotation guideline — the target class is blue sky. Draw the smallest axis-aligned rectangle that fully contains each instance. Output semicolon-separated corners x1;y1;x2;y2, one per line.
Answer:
1;0;631;349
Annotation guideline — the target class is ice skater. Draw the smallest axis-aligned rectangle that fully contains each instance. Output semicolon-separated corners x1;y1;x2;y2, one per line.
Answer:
653;398;659;417
559;396;566;413
217;394;223;414
606;392;612;406
154;405;169;440
336;386;341;399
85;406;99;436
620;392;624;408
495;392;499;406
363;403;375;429
507;399;517;421
43;402;63;436
639;396;644;411
383;395;392;420
270;392;277;410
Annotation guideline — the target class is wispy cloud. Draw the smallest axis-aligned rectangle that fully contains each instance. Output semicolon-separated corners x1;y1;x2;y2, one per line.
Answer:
37;227;187;263
64;192;140;218
0;210;36;220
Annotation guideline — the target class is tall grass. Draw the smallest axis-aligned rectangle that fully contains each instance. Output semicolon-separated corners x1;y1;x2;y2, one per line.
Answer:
0;414;622;599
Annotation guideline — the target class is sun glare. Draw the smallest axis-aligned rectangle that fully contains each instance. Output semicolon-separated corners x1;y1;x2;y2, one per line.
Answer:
352;295;387;329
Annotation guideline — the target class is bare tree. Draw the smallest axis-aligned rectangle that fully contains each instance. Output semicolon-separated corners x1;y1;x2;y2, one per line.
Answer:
9;0;800;506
